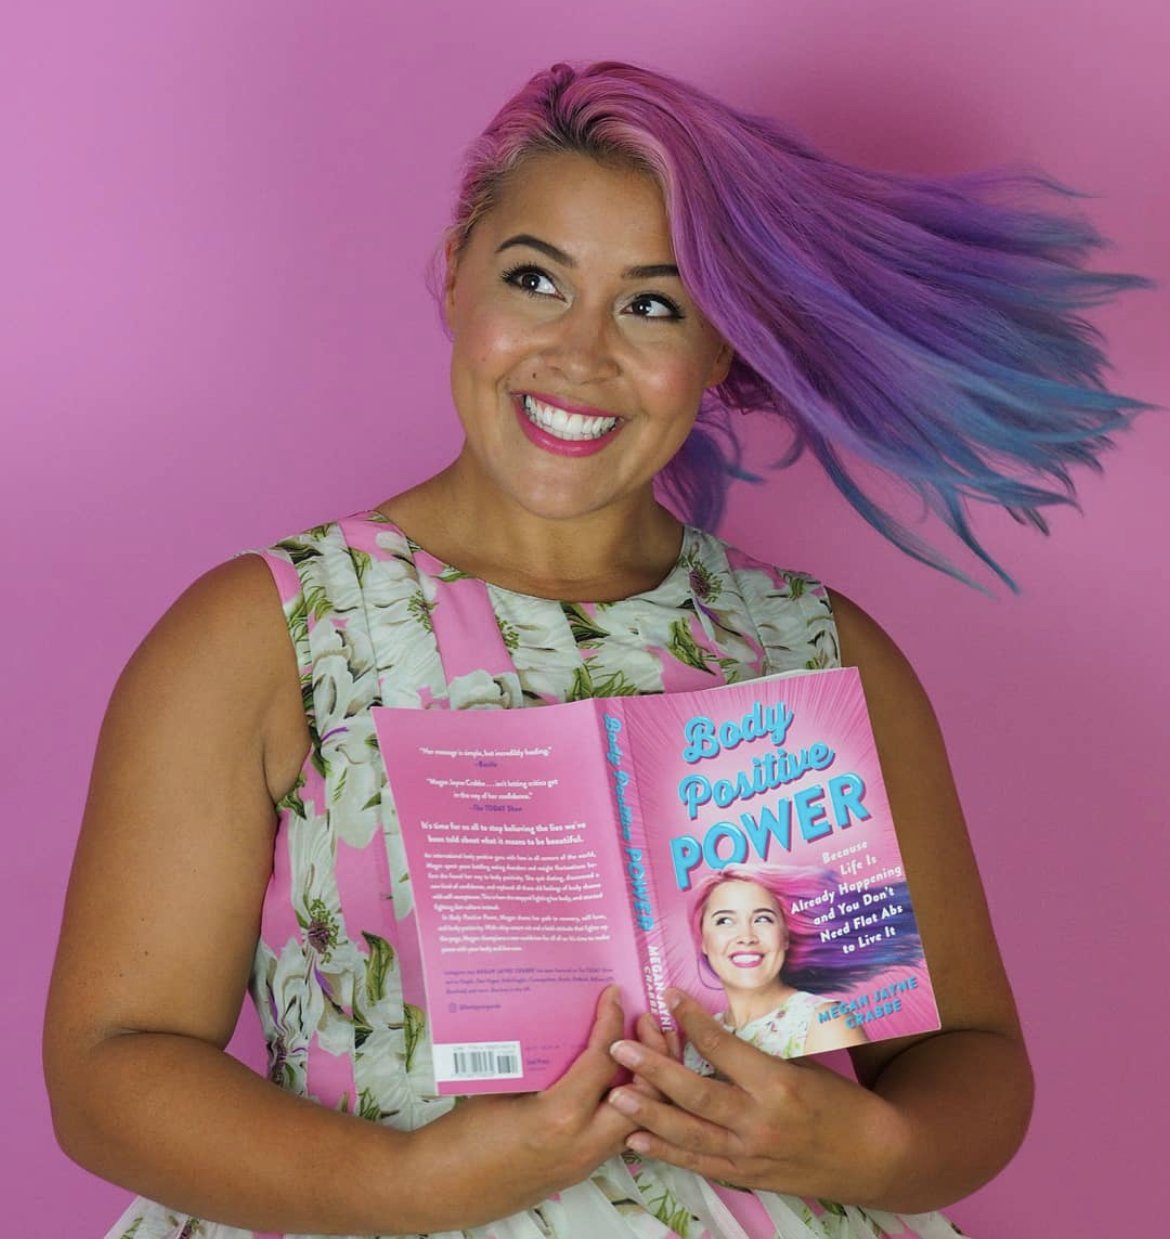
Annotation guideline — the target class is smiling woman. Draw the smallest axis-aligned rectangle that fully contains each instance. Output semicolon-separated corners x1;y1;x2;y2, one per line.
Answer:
44;59;1147;1239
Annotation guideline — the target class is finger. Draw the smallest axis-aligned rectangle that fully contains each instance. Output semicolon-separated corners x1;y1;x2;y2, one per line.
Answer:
586;985;626;1050
634;1012;670;1054
607;1085;739;1161
666;988;794;1088
610;1036;747;1129
629;1014;674;1100
630;1010;681;1061
622;1128;748;1185
550;986;628;1101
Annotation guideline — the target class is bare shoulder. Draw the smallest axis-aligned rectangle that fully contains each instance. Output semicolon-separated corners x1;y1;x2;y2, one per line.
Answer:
110;553;309;802
826;588;950;768
827;589;921;681
121;553;293;708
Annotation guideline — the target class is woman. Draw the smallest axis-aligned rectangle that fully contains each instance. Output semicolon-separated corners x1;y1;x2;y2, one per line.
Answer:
683;865;930;1069
45;60;1144;1239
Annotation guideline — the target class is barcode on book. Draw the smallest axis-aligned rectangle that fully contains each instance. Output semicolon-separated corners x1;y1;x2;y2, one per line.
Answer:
433;1041;524;1083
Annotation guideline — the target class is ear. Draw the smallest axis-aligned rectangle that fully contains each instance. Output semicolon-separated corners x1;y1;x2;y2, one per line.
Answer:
442;236;460;323
706;339;734;389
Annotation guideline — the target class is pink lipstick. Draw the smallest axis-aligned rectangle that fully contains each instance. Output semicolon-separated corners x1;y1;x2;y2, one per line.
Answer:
513;393;624;458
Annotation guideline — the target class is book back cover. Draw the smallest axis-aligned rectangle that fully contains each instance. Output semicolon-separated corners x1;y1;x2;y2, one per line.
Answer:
374;701;645;1094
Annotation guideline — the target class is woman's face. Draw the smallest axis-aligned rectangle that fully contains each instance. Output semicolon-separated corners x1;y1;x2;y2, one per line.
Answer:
444;151;732;524
700;880;787;996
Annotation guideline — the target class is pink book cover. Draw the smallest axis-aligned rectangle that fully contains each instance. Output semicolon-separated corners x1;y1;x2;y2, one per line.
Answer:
372;666;939;1095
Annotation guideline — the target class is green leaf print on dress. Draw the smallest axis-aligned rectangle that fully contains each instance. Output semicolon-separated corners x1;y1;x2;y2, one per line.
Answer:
565;663;640;701
666;616;716;674
346;545;372;585
402;1002;425;1072
496;615;521;651
304;583;334;621
274;536;323;566
561;601;611;646
626;1161;698;1238
406;591;435;633
361;931;396;1004
275;772;307;819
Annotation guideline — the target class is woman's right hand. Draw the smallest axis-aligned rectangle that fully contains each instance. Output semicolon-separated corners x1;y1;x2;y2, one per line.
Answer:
401;985;641;1228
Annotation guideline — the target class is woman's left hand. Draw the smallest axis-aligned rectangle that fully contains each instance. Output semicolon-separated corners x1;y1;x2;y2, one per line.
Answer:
606;989;907;1203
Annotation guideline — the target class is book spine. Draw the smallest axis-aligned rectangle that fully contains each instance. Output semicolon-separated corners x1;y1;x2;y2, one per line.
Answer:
598;701;673;1032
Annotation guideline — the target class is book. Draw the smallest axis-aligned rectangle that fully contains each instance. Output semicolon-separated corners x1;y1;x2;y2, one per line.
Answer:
371;666;939;1095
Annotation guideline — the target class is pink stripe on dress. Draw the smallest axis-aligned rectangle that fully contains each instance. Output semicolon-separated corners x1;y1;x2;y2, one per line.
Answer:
335;835;393;956
415;553;515;681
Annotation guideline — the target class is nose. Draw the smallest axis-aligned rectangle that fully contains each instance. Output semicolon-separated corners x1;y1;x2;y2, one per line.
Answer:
542;301;620;384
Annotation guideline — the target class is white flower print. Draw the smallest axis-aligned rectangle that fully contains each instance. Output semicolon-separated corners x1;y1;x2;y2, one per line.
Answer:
253;939;325;1095
447;668;524;710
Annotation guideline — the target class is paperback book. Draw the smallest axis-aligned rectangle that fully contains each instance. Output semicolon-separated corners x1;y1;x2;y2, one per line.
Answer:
372;666;939;1095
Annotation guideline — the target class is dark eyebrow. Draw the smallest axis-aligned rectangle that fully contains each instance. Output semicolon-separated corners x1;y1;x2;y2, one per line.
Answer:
623;263;681;280
495;234;680;281
496;234;574;266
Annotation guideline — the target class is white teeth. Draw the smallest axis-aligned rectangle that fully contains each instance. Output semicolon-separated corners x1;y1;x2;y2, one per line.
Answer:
522;395;618;441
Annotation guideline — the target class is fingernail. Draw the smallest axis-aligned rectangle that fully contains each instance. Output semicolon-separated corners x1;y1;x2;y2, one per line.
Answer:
607;1087;638;1115
610;1040;642;1068
665;988;682;1011
626;1133;652;1154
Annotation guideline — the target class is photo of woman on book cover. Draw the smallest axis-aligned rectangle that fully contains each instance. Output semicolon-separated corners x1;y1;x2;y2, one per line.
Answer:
682;864;927;1070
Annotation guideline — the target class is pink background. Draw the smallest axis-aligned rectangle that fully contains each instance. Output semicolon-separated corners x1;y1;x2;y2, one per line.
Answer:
4;2;1166;1234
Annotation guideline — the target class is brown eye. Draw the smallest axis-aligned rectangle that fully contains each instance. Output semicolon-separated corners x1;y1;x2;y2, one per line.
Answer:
502;265;558;297
626;293;683;320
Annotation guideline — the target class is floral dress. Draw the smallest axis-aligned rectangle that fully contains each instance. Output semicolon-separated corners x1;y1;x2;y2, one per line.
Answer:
104;511;963;1239
683;993;823;1075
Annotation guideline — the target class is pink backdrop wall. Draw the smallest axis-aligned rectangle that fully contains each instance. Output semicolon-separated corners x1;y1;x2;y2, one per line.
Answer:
4;2;1166;1234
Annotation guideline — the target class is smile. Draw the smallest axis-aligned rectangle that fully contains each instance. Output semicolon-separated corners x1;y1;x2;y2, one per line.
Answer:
728;953;765;968
521;394;619;441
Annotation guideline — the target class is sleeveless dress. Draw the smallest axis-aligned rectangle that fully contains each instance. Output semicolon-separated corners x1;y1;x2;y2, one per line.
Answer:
103;511;963;1239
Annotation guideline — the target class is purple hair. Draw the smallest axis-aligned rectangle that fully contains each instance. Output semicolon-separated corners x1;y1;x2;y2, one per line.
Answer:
440;61;1152;587
690;864;923;993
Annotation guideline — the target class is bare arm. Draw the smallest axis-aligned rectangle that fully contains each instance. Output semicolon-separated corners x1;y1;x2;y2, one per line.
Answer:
44;555;636;1234
610;590;1032;1211
832;588;1033;1205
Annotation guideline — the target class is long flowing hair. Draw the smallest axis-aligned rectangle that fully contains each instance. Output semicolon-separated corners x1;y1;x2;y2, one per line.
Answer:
438;61;1152;587
689;864;923;993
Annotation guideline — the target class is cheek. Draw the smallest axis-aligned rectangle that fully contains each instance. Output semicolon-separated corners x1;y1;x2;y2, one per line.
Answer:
637;348;722;414
452;297;534;370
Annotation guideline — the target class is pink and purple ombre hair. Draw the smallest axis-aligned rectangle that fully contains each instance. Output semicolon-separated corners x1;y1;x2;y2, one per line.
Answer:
689;864;923;994
441;61;1152;586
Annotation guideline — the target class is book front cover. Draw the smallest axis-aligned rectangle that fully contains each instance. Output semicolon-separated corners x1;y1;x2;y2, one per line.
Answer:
616;666;939;1064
